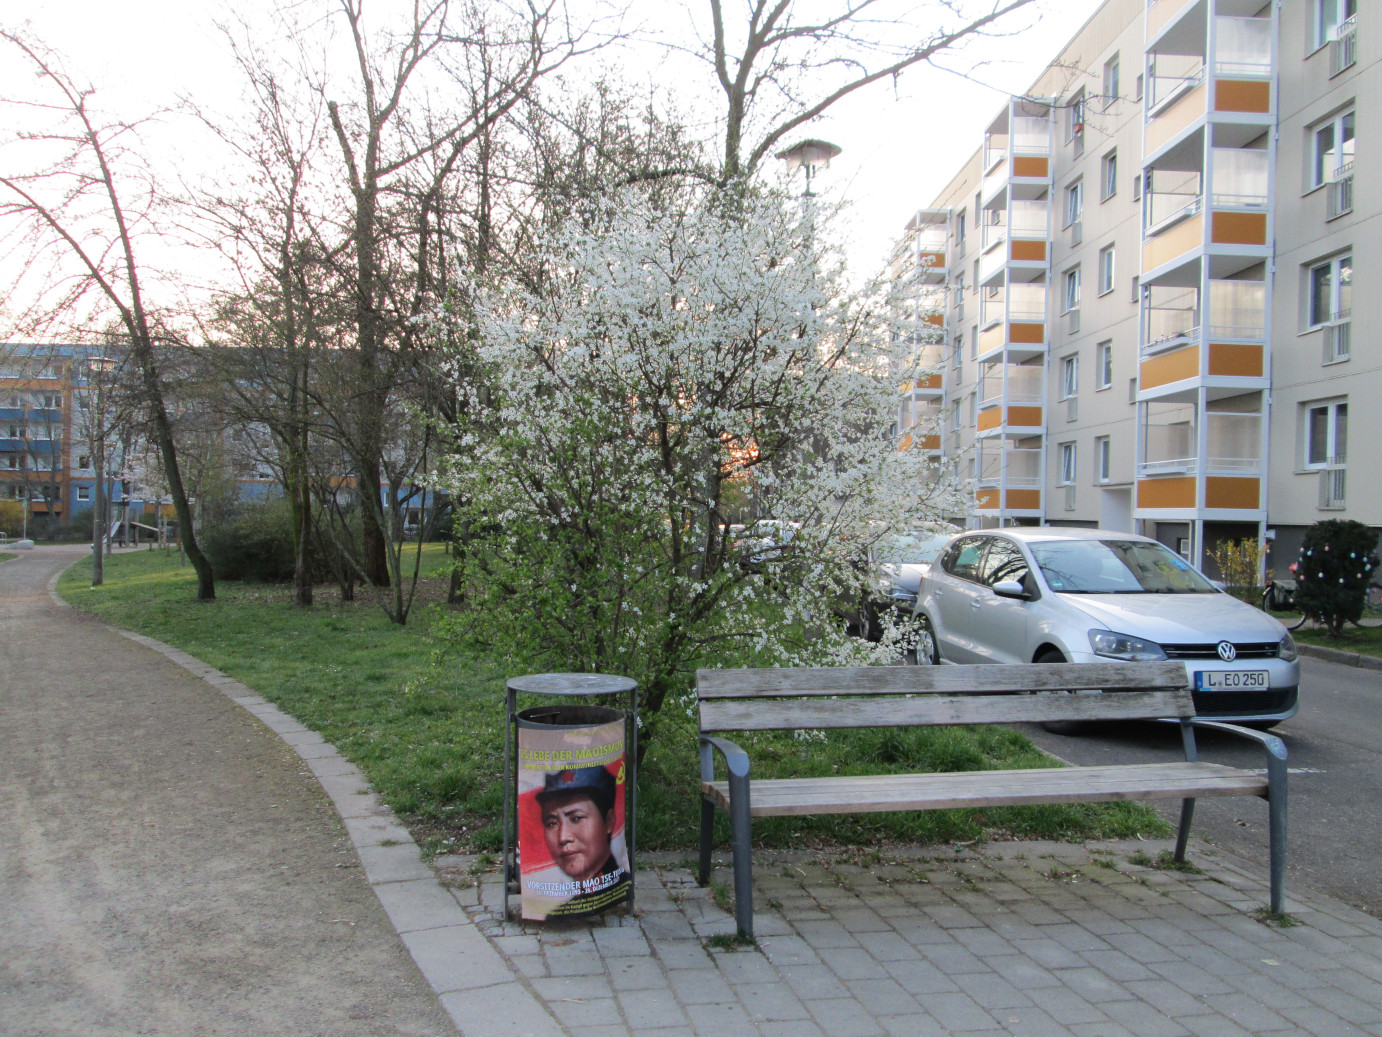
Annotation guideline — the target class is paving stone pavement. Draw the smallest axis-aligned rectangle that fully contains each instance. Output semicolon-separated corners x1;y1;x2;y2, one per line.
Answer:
39;554;1382;1037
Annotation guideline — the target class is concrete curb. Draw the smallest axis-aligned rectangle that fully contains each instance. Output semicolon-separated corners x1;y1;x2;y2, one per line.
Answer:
1296;641;1382;670
45;567;561;1037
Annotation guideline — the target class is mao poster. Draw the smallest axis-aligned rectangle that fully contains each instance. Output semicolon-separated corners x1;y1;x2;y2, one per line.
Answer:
516;713;630;921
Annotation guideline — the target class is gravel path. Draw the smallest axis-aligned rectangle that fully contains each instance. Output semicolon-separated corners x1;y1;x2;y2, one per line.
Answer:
0;546;458;1037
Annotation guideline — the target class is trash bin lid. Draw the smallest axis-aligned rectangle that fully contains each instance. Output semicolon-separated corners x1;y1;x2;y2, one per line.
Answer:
507;673;637;697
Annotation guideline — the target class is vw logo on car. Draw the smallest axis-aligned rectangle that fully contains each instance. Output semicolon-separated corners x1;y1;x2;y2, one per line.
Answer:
1217;641;1237;662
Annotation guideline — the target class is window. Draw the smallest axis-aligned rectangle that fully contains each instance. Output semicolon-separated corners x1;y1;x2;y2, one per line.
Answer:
1095;436;1112;483
966;392;976;424
1103;56;1120;107
970;325;979;359
1130;274;1141;304
1064;180;1084;227
1101;150;1118;200
1061;355;1079;399
1063;267;1081;313
950;402;962;434
1312;109;1355;188
979;537;1029;586
1308;253;1352;327
1314;0;1358;50
1135;73;1144;101
1059;443;1077;485
955;210;966;247
1066;90;1085;141
1098;245;1115;295
77;486;91;502
1096;341;1113;389
1304;400;1348;467
954;274;965;319
78;454;91;471
1132;174;1142;201
943;536;987;582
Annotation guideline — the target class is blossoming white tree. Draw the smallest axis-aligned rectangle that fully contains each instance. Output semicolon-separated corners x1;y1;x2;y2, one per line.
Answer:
440;185;957;737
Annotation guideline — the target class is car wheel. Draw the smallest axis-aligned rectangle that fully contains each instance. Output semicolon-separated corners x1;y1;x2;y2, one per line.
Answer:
1035;648;1086;734
915;614;940;666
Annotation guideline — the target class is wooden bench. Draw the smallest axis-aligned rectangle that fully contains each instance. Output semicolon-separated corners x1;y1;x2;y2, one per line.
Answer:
697;661;1287;939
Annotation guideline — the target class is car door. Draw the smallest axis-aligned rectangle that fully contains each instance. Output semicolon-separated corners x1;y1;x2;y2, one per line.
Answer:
930;535;992;662
968;536;1034;664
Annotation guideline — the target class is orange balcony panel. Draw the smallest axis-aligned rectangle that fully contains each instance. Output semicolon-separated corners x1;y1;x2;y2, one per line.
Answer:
1005;489;1042;510
1211;211;1267;246
1206;476;1260;510
977;409;1003;432
1145;84;1207;154
979;325;1005;354
923;311;945;326
1009;321;1046;345
976;488;999;509
918;434;940;450
1138;476;1196;509
1010;239;1048;262
1148;0;1193;37
1214;79;1271;114
918;250;947;270
1142;213;1203;271
1012;156;1049;179
1140;344;1200;389
916;373;944;390
1208;342;1264;377
898;433;913;451
1007;405;1043;428
898;379;916;393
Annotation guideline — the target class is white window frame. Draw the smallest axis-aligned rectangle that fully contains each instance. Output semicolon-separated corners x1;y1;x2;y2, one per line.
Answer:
1096;341;1113;390
1098;245;1115;295
1064;180;1084;228
1101;150;1118;200
1063;267;1081;313
1308;253;1352;328
1313;0;1358;51
1311;109;1355;189
1103;56;1120;108
77;485;91;502
1303;399;1347;468
1059;442;1077;485
1095;436;1111;483
1066;90;1086;141
1060;355;1079;399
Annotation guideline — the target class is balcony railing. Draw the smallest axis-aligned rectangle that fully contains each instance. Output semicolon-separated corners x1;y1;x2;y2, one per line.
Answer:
1145;191;1202;235
1214;16;1272;77
1139;456;1196;476
1328;162;1354;219
1331;15;1358;77
1320;464;1347;509
1147;66;1206;113
1323;312;1352;364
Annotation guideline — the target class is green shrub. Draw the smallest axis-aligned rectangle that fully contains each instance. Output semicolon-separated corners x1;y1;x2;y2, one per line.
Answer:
200;499;302;583
0;501;23;538
1207;536;1262;602
1294;519;1379;636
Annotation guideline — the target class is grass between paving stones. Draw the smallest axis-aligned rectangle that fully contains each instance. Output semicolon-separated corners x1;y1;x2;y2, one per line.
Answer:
58;550;1169;857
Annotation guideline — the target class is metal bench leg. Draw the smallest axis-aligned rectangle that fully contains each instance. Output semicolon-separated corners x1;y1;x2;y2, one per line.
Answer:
727;767;754;941
1174;797;1195;862
1267;753;1288;914
698;797;715;887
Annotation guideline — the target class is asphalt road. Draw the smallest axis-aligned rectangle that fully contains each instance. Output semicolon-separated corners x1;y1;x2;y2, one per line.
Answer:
1021;654;1382;919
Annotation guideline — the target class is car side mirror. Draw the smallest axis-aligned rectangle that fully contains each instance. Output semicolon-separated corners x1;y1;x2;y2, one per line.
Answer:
992;579;1030;600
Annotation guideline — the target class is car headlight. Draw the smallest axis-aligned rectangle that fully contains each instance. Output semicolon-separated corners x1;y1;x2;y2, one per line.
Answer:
1088;629;1168;661
1278;632;1298;663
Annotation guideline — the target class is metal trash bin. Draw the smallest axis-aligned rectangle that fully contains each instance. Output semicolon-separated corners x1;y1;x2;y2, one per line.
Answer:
503;673;637;922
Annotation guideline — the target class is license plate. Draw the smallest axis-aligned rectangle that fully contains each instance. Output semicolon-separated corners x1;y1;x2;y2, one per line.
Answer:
1194;669;1269;690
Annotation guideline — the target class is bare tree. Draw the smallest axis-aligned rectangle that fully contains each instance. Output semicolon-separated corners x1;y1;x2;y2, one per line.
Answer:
700;0;1035;182
0;30;215;598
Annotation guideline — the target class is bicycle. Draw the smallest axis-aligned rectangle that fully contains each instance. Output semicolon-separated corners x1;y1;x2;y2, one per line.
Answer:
1261;575;1307;631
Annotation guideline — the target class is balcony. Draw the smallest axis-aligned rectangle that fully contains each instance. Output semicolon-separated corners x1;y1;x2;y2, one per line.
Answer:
1319;464;1347;510
1323;312;1352;364
1214;16;1271;78
978;446;1042;489
1327;162;1354;220
1331;15;1358;77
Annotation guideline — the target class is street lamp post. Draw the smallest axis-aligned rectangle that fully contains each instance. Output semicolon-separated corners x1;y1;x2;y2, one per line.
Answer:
88;355;115;587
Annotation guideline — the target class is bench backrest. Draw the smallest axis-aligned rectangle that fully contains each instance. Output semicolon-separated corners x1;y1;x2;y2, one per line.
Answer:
697;661;1193;732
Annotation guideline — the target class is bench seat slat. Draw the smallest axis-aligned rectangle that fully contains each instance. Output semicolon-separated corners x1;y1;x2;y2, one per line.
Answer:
700;689;1193;731
702;762;1267;817
696;661;1188;698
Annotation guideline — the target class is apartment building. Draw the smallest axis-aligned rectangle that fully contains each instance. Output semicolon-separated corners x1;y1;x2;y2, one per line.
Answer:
892;0;1373;575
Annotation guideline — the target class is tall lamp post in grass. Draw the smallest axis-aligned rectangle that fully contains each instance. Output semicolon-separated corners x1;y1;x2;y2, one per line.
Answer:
88;354;115;587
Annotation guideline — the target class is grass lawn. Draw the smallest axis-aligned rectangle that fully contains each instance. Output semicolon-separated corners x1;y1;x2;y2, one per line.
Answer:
1292;622;1382;658
58;550;1169;857
0;551;16;562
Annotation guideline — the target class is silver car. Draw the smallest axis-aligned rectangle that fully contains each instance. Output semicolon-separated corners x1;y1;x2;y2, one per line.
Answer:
913;527;1299;725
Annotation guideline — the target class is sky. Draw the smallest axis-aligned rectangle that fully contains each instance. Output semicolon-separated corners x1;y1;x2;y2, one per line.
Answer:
6;0;1105;288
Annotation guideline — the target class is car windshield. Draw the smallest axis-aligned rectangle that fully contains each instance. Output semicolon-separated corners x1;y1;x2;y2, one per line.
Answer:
1030;539;1218;594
